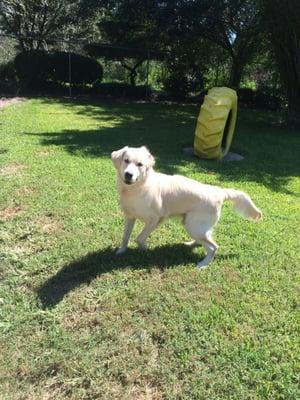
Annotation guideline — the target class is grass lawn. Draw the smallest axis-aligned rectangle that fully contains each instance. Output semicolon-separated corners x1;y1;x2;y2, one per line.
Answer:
0;97;299;399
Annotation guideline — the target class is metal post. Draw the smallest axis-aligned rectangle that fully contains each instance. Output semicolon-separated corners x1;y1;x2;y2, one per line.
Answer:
68;45;72;98
145;49;150;101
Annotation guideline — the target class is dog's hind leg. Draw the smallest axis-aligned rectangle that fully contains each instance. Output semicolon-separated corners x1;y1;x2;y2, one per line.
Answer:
184;211;219;268
116;217;136;254
185;236;218;267
196;236;218;268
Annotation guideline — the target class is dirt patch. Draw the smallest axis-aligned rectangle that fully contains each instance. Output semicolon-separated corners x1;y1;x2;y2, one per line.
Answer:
10;243;33;256
37;214;64;234
16;187;35;196
0;206;23;220
0;162;26;177
62;304;101;332
36;149;53;157
131;385;162;400
0;97;25;108
223;266;242;284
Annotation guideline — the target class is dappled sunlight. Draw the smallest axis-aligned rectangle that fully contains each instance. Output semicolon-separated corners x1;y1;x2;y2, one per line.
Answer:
22;98;299;196
35;98;144;133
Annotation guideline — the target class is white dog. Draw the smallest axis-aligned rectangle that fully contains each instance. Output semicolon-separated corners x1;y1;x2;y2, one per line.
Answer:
111;146;262;268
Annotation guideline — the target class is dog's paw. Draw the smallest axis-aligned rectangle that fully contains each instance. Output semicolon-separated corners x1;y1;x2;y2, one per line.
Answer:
196;263;209;270
116;247;127;255
196;260;210;269
136;240;147;250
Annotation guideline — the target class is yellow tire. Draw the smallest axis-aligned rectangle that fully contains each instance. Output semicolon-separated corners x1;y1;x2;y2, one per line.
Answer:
194;87;238;159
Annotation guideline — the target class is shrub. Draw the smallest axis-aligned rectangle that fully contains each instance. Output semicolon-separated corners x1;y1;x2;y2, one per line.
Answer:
254;90;282;110
0;61;18;95
92;82;151;99
14;50;103;89
0;60;16;80
238;88;282;110
49;52;103;85
14;50;49;88
0;79;18;95
163;71;190;100
162;62;204;100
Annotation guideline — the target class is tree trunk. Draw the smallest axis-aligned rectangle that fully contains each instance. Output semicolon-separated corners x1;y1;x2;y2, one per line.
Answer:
129;69;137;86
271;33;300;113
229;58;243;89
121;59;144;86
286;77;300;114
263;0;300;114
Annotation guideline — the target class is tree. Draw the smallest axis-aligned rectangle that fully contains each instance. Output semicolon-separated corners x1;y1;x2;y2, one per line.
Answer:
82;0;167;86
0;0;80;50
262;0;300;113
139;0;263;90
81;2;179;88
198;0;263;89
86;43;164;86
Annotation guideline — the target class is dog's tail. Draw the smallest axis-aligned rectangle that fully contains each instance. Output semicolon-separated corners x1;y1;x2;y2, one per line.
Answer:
223;189;262;220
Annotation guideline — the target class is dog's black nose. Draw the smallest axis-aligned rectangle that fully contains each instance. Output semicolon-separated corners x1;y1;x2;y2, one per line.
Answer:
124;172;133;181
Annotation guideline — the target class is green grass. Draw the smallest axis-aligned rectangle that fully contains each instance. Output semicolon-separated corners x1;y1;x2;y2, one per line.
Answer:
0;98;299;400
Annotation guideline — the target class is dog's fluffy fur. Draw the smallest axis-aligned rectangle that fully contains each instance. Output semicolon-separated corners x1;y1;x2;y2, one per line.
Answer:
111;146;262;268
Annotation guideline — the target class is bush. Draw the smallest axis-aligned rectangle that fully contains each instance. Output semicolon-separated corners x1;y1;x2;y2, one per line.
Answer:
49;52;103;85
14;50;49;88
162;62;204;100
0;60;16;80
0;61;18;95
254;90;282;110
14;50;103;89
0;79;18;95
92;82;151;99
163;71;190;100
238;88;282;110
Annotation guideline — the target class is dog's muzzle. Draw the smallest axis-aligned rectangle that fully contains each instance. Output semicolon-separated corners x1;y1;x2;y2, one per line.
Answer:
124;171;134;184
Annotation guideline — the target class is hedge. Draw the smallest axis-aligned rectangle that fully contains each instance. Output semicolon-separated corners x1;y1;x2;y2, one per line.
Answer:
14;50;103;87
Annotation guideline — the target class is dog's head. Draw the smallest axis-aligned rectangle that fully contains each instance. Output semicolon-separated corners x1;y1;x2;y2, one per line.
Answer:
111;146;155;186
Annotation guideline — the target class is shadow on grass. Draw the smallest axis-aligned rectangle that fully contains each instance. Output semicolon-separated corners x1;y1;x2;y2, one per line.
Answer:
37;244;207;308
27;97;300;195
28;98;197;176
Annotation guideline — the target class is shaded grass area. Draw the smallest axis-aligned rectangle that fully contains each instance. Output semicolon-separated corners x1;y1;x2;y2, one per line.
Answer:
24;97;300;194
0;98;299;399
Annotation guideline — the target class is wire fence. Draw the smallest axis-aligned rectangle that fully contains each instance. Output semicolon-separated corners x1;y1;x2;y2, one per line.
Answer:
0;32;286;111
0;33;167;100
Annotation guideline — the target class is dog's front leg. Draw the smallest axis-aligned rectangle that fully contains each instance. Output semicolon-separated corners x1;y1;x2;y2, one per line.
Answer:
116;217;136;255
136;217;160;250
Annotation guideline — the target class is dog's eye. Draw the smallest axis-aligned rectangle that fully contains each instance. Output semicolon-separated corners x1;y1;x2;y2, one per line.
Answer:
124;159;129;164
137;162;143;167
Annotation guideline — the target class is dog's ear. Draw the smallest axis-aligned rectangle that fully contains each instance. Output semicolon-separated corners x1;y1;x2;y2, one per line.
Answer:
141;146;155;168
111;146;128;169
148;152;155;168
